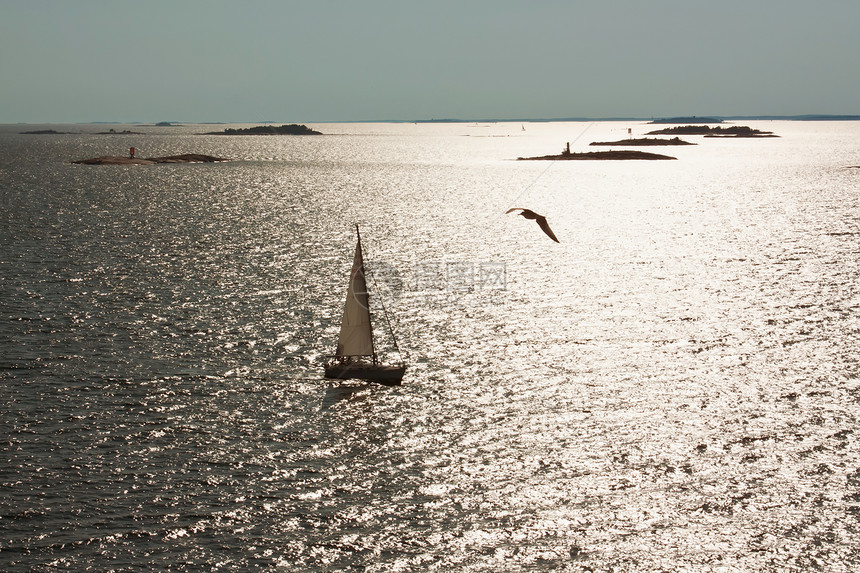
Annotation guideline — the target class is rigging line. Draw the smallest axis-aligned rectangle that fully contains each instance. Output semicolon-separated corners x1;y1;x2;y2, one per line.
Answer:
500;121;595;214
360;233;405;364
366;265;405;364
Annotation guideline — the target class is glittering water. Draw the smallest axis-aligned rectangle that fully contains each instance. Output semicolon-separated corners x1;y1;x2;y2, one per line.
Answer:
2;121;860;571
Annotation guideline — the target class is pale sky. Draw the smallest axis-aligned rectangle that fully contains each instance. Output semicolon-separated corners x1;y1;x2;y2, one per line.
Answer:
1;0;858;123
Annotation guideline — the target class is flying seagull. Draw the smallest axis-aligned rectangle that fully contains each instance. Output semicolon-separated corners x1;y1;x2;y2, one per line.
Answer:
506;208;560;243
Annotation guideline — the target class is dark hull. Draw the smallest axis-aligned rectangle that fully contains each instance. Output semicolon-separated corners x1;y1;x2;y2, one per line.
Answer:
324;362;405;386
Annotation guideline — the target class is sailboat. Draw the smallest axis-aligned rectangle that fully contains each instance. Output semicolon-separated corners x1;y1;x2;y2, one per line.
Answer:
324;224;406;386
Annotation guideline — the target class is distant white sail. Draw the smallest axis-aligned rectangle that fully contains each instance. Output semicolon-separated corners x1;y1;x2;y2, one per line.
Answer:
335;234;374;357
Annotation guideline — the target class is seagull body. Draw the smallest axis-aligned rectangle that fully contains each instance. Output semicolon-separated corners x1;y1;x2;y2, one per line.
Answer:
505;208;560;243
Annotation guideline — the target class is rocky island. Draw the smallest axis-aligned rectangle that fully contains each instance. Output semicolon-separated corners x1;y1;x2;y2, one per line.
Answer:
518;148;676;161
21;129;74;134
203;124;322;135
648;116;723;124
22;128;145;135
590;137;695;146
72;154;229;165
646;125;778;138
95;128;145;135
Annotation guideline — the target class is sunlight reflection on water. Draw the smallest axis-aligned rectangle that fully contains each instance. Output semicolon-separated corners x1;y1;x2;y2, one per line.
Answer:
1;121;859;570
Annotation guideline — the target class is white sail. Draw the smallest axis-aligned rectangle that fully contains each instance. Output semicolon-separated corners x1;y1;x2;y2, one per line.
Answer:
335;231;374;357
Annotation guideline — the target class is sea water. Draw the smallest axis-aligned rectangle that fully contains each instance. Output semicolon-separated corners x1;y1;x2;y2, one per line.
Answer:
1;121;859;571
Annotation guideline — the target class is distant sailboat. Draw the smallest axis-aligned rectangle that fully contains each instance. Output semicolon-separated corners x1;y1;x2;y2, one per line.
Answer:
324;224;406;385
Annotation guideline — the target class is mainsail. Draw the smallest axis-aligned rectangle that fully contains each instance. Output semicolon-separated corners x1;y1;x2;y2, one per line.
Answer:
334;227;375;358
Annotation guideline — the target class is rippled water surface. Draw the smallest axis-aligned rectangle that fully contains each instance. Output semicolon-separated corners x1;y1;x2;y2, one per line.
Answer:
2;121;860;571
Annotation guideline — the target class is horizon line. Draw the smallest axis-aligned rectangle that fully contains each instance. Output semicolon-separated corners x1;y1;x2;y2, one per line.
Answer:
5;113;860;125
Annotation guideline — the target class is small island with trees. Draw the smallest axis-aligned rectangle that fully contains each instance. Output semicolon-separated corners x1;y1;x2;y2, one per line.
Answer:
203;124;322;135
646;125;778;138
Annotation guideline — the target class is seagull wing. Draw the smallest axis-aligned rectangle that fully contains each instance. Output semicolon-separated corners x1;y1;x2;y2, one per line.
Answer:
506;208;540;220
535;216;560;243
